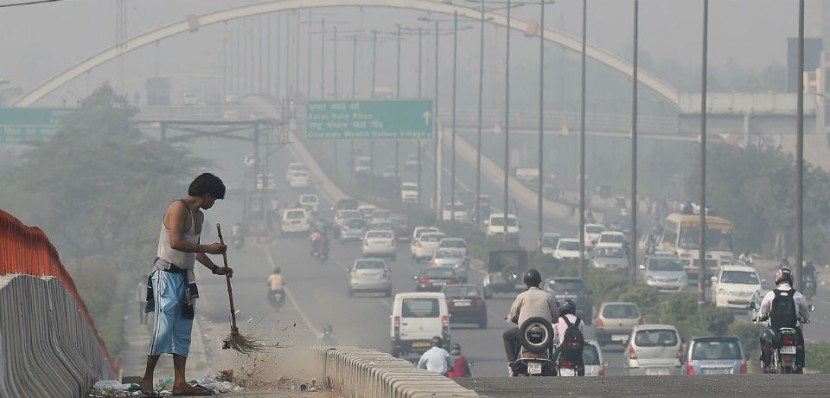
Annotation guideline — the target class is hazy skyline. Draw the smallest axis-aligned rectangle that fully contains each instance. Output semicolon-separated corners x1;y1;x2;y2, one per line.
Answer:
0;0;825;105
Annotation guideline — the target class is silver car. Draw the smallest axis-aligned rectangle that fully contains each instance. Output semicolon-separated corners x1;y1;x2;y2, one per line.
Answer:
685;336;747;375
591;244;629;273
347;258;392;297
624;324;684;376
428;249;471;283
340;218;368;244
638;254;688;293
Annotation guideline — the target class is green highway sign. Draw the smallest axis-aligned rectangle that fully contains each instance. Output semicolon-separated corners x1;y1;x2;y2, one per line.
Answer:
306;99;433;140
0;108;73;143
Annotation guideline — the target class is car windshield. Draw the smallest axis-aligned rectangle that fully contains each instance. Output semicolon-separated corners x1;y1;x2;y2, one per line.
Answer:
444;285;480;297
691;340;742;360
602;304;640;319
595;247;625;258
367;231;392;239
402;184;417;190
586;225;605;234
356;159;370;166
541;237;559;247
490;217;517;227
634;330;678;347
371;222;393;230
441;240;466;248
721;270;759;284
345;219;367;229
355;260;385;270
286;211;304;219
421;234;445;242
300;196;316;203
401;298;439;318
601;234;625;243
338;199;359;209
548;280;584;292
424;268;455;278
583;344;600;365
559;240;580;251
435;250;463;259
648;257;685;272
374;211;392;219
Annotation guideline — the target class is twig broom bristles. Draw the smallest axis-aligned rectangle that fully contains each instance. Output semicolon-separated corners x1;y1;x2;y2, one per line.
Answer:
217;223;263;354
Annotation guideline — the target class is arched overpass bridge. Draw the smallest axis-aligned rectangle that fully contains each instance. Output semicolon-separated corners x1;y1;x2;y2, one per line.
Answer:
12;0;679;108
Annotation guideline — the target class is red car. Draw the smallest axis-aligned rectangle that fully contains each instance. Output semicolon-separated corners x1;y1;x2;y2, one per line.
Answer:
442;284;487;329
414;266;460;292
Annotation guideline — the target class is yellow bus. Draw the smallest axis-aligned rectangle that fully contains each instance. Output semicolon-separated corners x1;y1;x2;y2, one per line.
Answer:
658;212;734;278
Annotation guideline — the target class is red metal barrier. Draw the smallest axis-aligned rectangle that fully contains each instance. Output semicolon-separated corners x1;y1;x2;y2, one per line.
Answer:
0;209;117;374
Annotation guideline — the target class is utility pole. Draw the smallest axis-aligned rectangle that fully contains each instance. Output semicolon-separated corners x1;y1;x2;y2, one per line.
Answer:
451;10;459;222
630;0;640;285
698;0;709;309
537;0;547;252
503;0;512;241
578;0;587;277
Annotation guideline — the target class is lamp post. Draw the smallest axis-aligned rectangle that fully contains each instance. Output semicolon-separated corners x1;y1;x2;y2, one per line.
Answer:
630;0;639;285
536;0;554;252
795;0;805;290
578;0;588;277
503;0;512;241
697;0;709;309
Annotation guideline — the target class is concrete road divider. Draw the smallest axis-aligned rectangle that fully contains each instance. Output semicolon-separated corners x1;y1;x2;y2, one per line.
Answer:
310;346;479;398
0;274;116;398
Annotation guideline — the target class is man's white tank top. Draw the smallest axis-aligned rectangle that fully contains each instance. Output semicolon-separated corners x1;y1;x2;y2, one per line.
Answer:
156;200;199;271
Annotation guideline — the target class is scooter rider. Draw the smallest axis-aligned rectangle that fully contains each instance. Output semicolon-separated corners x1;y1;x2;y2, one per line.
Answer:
503;269;559;369
756;268;810;373
417;336;453;376
553;299;585;376
266;267;285;306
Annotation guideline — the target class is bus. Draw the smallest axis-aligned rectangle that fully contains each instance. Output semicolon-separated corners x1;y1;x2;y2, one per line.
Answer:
658;212;734;278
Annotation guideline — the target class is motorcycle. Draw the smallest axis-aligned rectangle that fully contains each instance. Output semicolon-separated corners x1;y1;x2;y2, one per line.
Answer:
269;289;285;310
311;241;329;262
750;302;804;374
510;317;556;377
803;273;817;300
231;224;245;250
554;345;580;377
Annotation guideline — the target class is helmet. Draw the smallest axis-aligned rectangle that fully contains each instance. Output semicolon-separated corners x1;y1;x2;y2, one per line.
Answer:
323;324;333;334
559;299;576;315
273;267;281;274
431;336;443;347
775;268;793;285
523;269;542;288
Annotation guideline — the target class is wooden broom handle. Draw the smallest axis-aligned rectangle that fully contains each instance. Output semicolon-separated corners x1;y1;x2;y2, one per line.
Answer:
216;223;238;329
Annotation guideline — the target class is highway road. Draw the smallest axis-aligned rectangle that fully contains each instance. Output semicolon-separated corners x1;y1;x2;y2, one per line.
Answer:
159;126;830;397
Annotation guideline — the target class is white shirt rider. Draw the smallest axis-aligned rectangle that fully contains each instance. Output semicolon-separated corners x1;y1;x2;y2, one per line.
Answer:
554;313;585;346
759;282;810;326
417;346;453;375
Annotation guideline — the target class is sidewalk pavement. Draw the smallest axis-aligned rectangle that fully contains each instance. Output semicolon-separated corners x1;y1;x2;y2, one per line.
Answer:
120;295;212;381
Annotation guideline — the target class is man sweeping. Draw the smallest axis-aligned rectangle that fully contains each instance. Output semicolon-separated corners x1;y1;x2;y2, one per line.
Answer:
141;173;233;397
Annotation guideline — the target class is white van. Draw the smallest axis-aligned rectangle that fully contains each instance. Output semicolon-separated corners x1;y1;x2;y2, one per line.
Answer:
390;292;450;357
280;208;310;235
486;213;520;242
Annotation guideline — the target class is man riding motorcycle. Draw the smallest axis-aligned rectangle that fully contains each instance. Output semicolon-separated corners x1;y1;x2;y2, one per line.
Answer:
266;267;286;307
756;267;810;373
503;269;559;370
309;229;329;256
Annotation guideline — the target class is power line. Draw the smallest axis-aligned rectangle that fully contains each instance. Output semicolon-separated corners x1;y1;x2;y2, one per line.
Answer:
0;0;64;8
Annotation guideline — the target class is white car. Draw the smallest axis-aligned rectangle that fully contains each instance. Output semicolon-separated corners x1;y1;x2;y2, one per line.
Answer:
354;156;371;175
401;182;419;204
362;230;397;260
442;202;468;222
485;213;520;242
584;223;606;246
596;231;627;248
540;232;562;256
286;162;308;182
410;226;440;255
711;264;763;309
437;237;467;256
299;194;319;213
412;232;446;262
583;340;607;377
404;153;419;171
357;204;376;219
288;171;310;189
553;238;585;261
280;208;310;235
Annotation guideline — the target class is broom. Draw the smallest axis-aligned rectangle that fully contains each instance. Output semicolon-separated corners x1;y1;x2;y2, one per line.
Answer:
217;223;263;354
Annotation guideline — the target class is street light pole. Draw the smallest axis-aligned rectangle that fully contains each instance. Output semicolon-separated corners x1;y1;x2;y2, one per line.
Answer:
451;10;459;221
306;10;312;98
476;1;486;227
795;0;805;289
396;24;402;179
321;18;326;98
578;0;587;277
503;0;512;241
698;0;709;309
371;29;378;177
630;0;639;285
435;21;442;220
334;25;339;98
537;0;546;252
351;33;358;181
418;27;424;206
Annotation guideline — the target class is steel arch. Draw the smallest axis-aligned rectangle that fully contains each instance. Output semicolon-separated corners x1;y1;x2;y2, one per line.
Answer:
13;0;679;107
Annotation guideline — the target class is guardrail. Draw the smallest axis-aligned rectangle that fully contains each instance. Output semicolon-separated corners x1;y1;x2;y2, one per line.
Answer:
310;346;479;398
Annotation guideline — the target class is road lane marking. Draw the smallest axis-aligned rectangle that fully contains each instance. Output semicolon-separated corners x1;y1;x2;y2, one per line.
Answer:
264;244;319;336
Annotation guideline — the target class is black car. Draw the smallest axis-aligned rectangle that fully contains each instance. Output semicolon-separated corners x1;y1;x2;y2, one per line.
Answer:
335;198;360;211
413;266;460;292
543;277;594;323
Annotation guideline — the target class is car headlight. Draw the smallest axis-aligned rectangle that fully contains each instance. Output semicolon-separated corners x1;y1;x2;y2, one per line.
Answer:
647;276;656;283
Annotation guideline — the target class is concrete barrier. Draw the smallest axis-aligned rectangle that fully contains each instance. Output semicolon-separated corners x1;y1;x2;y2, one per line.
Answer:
310;346;479;398
0;274;116;397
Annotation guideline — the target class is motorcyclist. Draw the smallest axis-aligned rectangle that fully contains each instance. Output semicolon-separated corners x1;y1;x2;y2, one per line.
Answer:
738;252;753;266
503;269;559;370
756;268;810;373
553;299;585;376
318;324;337;346
417;336;453;376
266;267;285;306
309;229;323;254
446;343;472;378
